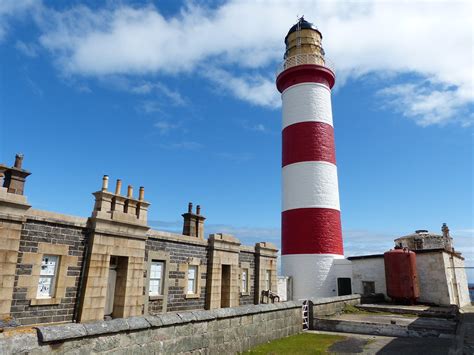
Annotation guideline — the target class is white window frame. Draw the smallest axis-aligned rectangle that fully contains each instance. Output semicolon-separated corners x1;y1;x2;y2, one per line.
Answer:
149;261;165;296
265;270;271;291
37;255;59;299
242;268;249;293
187;265;198;294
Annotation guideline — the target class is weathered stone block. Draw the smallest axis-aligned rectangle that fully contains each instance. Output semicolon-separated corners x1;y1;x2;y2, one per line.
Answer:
126;316;151;330
36;323;87;342
84;319;129;336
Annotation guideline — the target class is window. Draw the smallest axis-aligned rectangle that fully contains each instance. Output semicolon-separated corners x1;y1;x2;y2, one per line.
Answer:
187;265;198;294
37;255;59;298
242;268;248;293
362;281;375;295
265;270;271;290
149;261;164;296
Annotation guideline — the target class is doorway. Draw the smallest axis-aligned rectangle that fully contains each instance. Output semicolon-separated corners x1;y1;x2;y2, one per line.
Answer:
337;278;352;296
104;256;128;319
221;265;231;308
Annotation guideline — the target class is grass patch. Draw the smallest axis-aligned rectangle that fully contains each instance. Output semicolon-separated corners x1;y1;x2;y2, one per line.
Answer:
342;304;418;318
242;333;345;354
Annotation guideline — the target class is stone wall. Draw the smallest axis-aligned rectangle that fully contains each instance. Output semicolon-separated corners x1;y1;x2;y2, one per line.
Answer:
309;294;361;328
11;215;87;325
0;302;302;355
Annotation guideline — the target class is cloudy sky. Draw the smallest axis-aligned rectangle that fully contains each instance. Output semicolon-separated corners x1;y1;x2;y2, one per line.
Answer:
1;0;472;280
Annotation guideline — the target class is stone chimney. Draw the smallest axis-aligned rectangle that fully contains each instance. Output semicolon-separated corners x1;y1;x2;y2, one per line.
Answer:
91;176;150;226
442;223;450;238
182;202;206;239
2;154;31;195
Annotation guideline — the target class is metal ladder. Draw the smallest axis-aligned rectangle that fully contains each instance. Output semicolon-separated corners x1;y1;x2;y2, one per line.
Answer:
302;299;309;330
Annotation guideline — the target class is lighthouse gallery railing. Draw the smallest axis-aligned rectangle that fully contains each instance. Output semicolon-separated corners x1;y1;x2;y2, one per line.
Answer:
276;53;336;77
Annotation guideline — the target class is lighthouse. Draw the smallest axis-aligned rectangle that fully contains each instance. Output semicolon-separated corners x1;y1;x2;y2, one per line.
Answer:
276;18;345;299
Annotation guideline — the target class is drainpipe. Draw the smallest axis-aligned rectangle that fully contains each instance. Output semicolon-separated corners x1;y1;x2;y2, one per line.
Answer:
73;229;91;323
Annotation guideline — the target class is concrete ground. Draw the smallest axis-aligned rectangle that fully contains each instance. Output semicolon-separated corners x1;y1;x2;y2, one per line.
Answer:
309;330;454;354
326;313;457;332
459;305;474;354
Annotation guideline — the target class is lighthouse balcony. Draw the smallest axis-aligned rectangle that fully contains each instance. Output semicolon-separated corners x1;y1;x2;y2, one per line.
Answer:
277;53;335;77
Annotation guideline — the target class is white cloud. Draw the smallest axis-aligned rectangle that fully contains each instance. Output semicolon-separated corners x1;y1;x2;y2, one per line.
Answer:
22;0;474;124
378;83;473;127
204;68;280;108
0;0;37;41
15;40;38;57
154;120;180;135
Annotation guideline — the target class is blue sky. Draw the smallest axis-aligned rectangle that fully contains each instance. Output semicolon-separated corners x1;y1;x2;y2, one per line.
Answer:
1;1;473;280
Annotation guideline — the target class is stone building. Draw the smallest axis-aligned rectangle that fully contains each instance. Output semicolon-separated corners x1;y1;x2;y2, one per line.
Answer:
0;155;278;326
394;225;453;252
348;225;470;307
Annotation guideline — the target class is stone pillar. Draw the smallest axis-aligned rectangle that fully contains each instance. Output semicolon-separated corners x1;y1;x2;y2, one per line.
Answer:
182;203;206;239
78;177;150;322
254;242;278;304
205;234;241;310
0;158;31;318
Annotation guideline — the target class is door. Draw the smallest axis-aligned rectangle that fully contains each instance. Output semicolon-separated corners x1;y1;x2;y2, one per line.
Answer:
105;256;118;316
337;278;352;296
221;265;231;308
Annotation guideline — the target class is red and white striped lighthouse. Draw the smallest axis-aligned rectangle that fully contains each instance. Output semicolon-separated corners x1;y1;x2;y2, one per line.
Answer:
276;18;344;299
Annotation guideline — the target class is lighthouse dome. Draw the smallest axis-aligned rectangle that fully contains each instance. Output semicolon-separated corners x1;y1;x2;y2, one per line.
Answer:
284;17;321;43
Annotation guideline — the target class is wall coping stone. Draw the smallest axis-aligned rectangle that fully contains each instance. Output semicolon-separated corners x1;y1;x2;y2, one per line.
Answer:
144;315;163;327
126;316;151;331
308;294;361;306
36;323;87;342
82;319;129;336
148;229;209;246
35;302;302;343
27;208;88;227
158;313;185;326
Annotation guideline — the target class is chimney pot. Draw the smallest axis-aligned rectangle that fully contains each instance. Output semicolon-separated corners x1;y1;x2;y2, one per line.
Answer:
14;154;24;169
102;175;109;191
127;185;133;198
188;202;193;213
196;205;201;215
139;186;145;201
115;179;122;195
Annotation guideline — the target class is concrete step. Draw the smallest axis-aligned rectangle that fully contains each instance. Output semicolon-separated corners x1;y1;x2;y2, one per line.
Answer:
313;314;457;339
356;303;458;319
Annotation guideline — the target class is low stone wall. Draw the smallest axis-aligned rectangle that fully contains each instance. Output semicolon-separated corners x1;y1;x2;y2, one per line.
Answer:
309;294;361;326
0;302;302;354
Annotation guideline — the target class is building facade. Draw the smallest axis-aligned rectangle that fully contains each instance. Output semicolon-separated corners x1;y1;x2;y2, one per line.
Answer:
0;155;278;326
348;226;470;307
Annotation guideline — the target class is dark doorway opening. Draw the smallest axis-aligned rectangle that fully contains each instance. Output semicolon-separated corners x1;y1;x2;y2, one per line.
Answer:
337;278;352;296
221;265;231;308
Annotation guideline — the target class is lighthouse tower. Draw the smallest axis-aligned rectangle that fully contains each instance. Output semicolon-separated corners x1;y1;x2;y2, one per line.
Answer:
276;18;344;299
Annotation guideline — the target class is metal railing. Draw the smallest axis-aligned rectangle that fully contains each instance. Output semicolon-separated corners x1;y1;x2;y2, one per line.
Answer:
276;53;336;77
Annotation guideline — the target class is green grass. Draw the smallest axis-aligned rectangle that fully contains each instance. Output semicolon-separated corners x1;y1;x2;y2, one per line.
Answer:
242;333;345;354
342;304;417;318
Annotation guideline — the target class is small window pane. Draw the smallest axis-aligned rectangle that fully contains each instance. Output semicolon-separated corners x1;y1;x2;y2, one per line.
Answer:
41;255;58;276
149;261;164;296
37;255;58;298
187;265;197;294
242;269;248;293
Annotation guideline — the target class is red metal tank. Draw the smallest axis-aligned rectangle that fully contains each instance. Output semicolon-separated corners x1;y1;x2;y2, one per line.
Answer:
384;248;420;304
